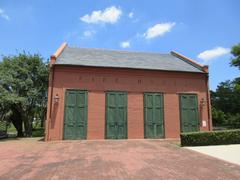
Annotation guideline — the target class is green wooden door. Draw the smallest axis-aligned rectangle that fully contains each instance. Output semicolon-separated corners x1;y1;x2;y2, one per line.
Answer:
180;94;199;133
106;92;127;139
144;93;164;138
64;90;87;140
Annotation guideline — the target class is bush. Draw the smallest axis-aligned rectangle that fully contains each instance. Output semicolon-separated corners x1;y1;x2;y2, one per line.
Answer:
212;107;226;126
32;127;44;137
181;129;240;146
225;113;240;128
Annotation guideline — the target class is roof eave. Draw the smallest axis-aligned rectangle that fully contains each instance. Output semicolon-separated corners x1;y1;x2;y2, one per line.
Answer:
50;42;68;67
170;51;209;73
52;63;206;74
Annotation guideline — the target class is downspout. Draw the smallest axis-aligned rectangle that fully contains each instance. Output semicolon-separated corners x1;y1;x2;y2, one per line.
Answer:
203;65;212;131
206;74;212;131
45;58;55;141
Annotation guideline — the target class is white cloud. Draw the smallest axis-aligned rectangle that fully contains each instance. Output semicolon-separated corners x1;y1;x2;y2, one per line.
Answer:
80;6;122;24
143;22;175;39
120;41;130;48
197;47;230;62
83;30;95;37
0;8;10;20
128;12;134;18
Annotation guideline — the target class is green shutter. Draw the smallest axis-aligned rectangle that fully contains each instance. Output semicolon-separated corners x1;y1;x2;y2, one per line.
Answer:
64;90;87;140
106;92;127;139
180;94;199;133
144;93;164;138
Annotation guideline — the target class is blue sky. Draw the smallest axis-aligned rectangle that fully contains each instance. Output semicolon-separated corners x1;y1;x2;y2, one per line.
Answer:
0;0;239;90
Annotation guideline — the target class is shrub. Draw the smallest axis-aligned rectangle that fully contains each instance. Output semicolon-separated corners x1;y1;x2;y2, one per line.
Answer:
181;129;240;146
32;127;44;137
225;113;240;128
211;107;226;126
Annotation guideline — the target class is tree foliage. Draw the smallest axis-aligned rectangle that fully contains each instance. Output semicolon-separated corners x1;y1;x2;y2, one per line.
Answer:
0;53;48;136
211;80;240;127
211;107;226;126
211;43;240;128
231;43;240;69
211;80;240;114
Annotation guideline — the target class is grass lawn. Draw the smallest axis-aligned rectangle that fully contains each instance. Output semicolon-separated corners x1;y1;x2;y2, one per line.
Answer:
7;123;44;137
7;123;17;134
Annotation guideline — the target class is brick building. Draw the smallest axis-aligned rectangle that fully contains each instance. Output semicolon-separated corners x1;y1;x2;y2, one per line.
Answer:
45;43;212;141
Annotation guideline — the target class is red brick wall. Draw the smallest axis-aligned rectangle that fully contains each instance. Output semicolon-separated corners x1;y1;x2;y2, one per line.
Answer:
87;92;105;139
128;93;144;139
164;93;180;138
45;66;211;140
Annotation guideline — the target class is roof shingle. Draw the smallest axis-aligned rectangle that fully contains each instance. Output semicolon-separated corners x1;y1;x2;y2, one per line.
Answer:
55;47;204;73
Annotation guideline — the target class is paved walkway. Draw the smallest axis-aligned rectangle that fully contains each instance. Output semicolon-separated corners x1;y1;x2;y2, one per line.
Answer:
0;138;240;180
185;144;240;166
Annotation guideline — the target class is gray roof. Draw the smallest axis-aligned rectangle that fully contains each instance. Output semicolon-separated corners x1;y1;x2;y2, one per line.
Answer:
55;47;204;73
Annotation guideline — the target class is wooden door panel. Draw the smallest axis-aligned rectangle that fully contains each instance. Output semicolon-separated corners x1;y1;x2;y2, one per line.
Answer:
144;93;164;138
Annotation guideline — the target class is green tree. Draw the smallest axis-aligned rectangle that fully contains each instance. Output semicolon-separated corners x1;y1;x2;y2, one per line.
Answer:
211;81;240;128
212;80;240;114
227;113;240;128
231;43;240;69
0;53;48;137
211;43;240;128
211;107;226;126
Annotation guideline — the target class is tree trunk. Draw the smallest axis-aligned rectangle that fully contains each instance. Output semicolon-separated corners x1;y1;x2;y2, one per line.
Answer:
10;110;24;137
40;107;47;127
17;106;33;137
23;118;32;137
